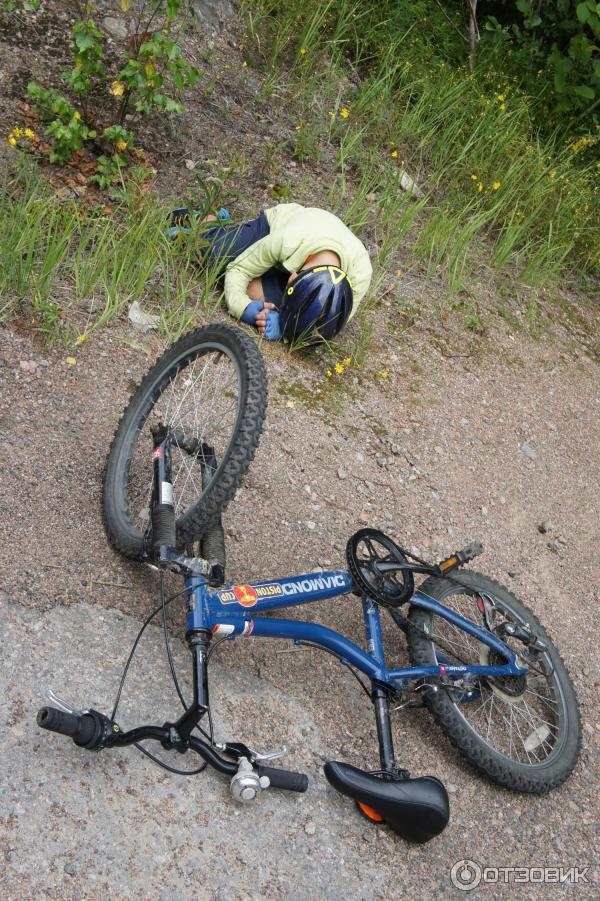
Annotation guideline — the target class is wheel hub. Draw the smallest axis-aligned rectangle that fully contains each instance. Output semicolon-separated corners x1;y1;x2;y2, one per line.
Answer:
479;646;527;700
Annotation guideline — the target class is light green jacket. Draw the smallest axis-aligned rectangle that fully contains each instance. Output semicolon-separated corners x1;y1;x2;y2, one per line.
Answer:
223;203;373;320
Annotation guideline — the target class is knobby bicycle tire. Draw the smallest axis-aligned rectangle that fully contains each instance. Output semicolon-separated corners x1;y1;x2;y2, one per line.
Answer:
404;571;581;793
103;323;267;560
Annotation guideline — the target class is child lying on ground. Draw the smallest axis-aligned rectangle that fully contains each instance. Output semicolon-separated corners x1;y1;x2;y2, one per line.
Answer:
169;203;372;342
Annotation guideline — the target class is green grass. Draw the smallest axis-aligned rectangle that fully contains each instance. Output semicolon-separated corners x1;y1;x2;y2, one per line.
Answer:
242;0;600;297
0;161;223;344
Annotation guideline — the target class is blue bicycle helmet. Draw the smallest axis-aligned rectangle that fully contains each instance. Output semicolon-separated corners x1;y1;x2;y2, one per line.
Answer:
279;265;353;341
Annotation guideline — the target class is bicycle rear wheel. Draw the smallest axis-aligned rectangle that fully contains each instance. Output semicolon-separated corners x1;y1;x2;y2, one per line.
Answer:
103;323;267;560
405;571;581;793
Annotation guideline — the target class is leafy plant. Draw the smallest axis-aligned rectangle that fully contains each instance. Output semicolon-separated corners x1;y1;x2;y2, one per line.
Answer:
27;83;96;162
66;18;106;94
19;2;201;174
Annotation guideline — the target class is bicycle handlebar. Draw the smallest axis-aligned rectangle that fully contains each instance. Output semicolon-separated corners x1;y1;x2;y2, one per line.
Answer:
257;765;308;793
36;707;308;792
37;707;98;747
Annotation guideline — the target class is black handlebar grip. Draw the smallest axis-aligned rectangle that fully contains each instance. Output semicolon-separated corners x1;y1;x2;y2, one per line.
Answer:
37;707;97;746
257;765;309;793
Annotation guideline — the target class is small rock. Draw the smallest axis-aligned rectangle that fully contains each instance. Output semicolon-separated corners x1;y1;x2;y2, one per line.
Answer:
304;821;316;835
193;0;235;30
306;521;316;531
128;301;159;332
519;441;537;461
507;571;519;579
537;520;552;534
547;540;560;553
446;783;458;794
184;158;196;170
19;360;38;373
434;445;443;455
358;512;369;524
481;506;488;516
64;863;77;876
101;16;129;40
337;467;348;480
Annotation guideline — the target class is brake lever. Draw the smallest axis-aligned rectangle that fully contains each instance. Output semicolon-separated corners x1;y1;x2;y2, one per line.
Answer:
45;688;84;717
221;741;287;763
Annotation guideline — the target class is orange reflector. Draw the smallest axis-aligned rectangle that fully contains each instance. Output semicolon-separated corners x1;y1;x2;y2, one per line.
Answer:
357;802;385;823
439;555;458;571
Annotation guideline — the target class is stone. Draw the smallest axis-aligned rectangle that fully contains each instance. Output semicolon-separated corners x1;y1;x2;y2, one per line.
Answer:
304;821;316;836
519;440;537;461
193;0;235;31
337;467;348;480
101;16;129;40
306;521;316;531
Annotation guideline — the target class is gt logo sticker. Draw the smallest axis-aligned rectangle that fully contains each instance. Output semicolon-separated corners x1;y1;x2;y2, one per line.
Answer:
233;584;258;607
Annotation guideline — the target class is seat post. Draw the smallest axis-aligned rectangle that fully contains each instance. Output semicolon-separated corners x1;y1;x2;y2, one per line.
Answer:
372;687;396;772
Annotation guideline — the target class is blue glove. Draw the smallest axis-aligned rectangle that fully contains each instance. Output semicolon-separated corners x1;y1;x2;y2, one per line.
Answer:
263;310;283;340
240;300;264;325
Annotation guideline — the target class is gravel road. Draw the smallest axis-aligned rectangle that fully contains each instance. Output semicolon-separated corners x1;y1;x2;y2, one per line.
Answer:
1;316;599;899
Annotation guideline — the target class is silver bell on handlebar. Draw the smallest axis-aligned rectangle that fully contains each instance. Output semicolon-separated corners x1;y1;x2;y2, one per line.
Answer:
230;757;270;803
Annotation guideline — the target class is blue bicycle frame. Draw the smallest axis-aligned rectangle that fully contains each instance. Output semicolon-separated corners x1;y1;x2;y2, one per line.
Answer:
185;570;528;690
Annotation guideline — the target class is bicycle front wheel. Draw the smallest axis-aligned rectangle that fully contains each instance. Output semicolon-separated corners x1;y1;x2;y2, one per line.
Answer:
103;323;267;559
405;571;581;793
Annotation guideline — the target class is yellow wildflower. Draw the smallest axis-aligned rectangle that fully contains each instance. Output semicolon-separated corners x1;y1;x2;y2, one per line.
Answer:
477;182;483;192
395;269;402;277
326;370;332;378
110;81;126;97
73;111;81;121
493;181;501;191
299;47;307;55
471;174;478;181
548;170;556;180
340;107;350;119
76;334;86;344
496;94;506;102
391;150;398;158
8;135;16;146
499;103;506;111
570;136;595;154
378;370;389;379
343;357;351;366
116;139;128;151
334;362;344;374
65;357;77;366
24;128;35;138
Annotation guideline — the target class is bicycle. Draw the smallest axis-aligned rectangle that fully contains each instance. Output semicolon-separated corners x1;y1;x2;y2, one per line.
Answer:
37;324;582;843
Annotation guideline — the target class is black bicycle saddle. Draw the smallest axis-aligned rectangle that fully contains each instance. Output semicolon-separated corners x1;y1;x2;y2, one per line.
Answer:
324;761;450;843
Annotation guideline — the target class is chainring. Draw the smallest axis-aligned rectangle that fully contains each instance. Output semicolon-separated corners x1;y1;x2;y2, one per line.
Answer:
346;529;414;607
